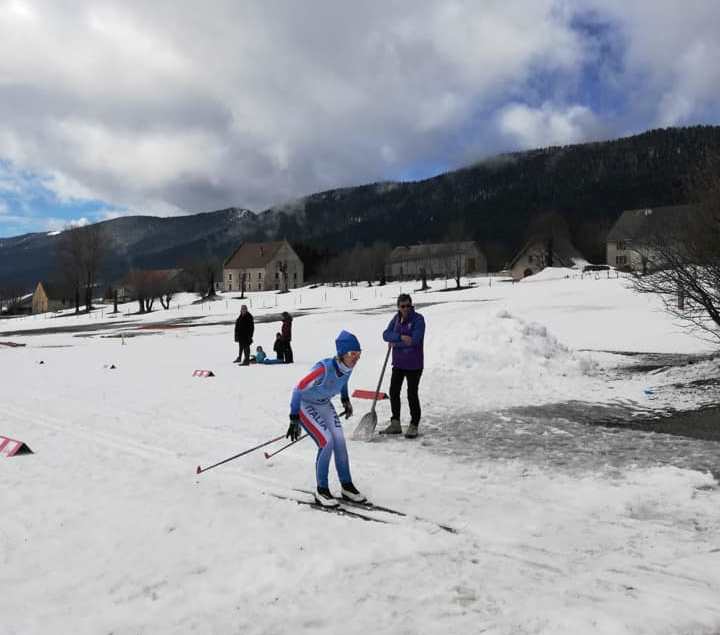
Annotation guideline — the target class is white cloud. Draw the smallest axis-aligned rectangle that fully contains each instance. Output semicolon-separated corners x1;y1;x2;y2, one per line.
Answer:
0;0;718;222
499;102;600;148
0;1;589;215
578;0;720;128
44;216;90;232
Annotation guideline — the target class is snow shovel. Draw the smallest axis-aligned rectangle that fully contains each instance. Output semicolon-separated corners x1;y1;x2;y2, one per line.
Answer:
352;344;391;441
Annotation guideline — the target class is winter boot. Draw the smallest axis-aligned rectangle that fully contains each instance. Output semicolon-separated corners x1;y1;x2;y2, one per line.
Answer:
404;423;419;439
380;418;402;435
315;487;339;508
341;482;367;503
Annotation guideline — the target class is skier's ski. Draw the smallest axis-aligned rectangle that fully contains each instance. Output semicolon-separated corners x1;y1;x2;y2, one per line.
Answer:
292;488;458;534
293;488;405;517
342;498;458;533
268;492;389;524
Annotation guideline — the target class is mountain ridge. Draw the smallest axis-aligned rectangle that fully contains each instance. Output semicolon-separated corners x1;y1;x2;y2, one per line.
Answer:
2;125;719;289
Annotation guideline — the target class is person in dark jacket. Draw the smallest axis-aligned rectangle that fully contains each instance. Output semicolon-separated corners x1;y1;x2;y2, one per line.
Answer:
280;311;293;363
234;304;254;365
273;332;285;361
381;293;425;438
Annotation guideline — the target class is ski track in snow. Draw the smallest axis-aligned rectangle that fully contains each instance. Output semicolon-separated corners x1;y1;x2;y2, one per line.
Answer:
2;277;720;634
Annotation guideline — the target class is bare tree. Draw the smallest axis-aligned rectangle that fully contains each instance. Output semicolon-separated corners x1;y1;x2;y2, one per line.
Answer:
409;243;432;289
158;272;179;309
240;271;247;298
125;270;161;313
314;242;391;286
632;156;720;341
369;241;391;286
182;255;221;298
56;224;106;312
440;221;470;289
277;260;289;293
56;228;83;313
80;224;105;310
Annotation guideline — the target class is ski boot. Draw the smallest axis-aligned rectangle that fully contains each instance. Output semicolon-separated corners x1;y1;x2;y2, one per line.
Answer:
315;487;339;507
341;482;367;503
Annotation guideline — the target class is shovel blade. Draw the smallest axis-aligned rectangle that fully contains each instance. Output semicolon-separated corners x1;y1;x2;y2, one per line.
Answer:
352;411;378;441
352;389;388;400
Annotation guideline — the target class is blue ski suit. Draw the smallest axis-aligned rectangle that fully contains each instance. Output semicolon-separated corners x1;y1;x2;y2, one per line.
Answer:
290;357;353;489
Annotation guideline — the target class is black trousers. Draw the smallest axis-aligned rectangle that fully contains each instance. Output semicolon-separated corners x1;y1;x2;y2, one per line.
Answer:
237;342;251;364
389;368;423;425
283;341;294;363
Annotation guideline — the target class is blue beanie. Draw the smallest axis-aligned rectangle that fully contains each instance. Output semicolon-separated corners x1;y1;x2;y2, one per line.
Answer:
336;330;361;356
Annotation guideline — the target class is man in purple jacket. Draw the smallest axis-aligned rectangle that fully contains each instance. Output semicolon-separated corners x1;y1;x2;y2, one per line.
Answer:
381;293;425;438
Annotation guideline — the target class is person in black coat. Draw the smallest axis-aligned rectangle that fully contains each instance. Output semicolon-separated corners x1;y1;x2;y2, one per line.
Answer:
280;311;293;363
234;305;254;365
273;332;285;361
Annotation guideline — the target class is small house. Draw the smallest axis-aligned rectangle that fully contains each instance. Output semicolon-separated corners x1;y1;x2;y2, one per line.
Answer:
31;282;69;314
224;240;304;292
509;238;586;280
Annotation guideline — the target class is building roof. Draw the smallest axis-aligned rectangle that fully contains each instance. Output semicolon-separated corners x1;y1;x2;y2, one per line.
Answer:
387;241;480;263
224;241;291;269
508;237;586;269
606;204;696;242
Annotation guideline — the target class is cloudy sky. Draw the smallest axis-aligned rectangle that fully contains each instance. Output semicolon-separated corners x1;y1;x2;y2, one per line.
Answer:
1;0;719;236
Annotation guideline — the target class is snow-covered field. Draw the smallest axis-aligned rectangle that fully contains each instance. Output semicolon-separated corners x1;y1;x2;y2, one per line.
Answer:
2;272;720;634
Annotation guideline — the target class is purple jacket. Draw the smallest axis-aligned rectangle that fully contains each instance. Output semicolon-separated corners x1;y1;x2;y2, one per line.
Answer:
383;309;425;370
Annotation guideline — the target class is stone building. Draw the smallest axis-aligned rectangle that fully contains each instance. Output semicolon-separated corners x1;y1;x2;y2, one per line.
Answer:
223;240;304;292
606;204;695;273
384;241;486;280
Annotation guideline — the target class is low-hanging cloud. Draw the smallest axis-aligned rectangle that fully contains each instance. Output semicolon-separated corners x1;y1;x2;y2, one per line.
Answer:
0;0;719;228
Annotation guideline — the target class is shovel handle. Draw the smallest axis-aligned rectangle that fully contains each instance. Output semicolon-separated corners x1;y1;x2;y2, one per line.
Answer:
370;345;392;413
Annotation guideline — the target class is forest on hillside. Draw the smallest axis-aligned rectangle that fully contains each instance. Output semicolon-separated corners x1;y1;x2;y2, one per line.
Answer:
276;126;720;270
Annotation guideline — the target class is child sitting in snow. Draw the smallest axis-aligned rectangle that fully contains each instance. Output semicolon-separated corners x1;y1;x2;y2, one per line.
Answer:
252;343;284;365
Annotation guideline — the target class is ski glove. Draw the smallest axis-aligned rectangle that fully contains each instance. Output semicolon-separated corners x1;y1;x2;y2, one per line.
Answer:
287;414;301;441
341;398;353;419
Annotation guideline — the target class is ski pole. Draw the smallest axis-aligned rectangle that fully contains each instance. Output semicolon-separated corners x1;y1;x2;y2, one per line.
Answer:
264;434;308;459
196;434;285;474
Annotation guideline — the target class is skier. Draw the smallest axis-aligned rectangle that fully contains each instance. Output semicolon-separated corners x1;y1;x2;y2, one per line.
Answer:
286;330;365;507
381;293;425;438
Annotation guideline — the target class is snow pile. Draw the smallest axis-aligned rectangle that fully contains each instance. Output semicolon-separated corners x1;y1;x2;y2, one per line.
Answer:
452;308;576;370
425;305;597;410
520;266;577;282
